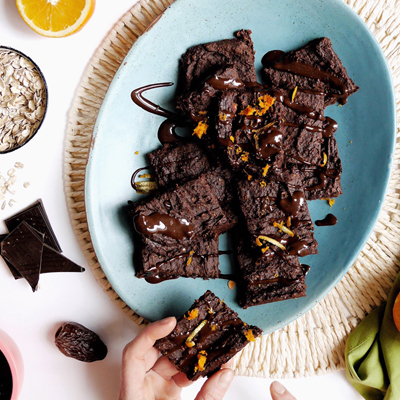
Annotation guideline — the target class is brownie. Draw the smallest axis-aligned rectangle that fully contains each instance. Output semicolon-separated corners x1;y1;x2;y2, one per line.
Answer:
236;236;307;308
137;237;220;282
178;30;256;94
155;290;262;380
214;87;342;198
133;175;233;248
149;142;211;188
262;37;359;106
237;179;318;258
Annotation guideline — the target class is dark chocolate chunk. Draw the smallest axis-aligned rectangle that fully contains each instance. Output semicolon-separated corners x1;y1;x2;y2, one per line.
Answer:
5;199;62;252
155;290;262;380
1;221;43;291
40;244;85;274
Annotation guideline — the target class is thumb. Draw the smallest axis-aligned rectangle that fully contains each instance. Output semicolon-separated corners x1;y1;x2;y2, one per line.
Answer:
195;368;234;400
270;381;297;400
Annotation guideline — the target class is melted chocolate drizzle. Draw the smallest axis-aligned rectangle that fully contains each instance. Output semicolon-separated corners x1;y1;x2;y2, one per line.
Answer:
134;213;195;240
315;213;337;226
261;50;350;104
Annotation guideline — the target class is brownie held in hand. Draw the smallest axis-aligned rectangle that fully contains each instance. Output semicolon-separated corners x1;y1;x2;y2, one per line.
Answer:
155;290;262;380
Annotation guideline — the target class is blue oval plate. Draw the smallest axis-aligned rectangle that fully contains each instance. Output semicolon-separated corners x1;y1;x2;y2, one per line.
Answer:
85;0;396;332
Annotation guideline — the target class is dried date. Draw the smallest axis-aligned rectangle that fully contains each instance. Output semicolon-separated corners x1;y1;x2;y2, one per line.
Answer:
55;322;107;362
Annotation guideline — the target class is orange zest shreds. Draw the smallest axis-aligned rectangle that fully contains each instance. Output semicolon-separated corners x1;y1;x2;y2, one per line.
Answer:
239;105;257;116
230;136;235;143
194;351;207;372
186;320;207;347
134;151;139;155
235;146;243;154
211;324;217;331
291;86;298;102
261;246;269;253
247;174;252;181
287;216;291;227
186;341;195;348
253;133;259;149
193;121;208;139
258;94;275;114
219;113;227;121
245;329;256;342
185;308;198;321
273;221;294;237
274;273;279;278
328;198;335;208
241;152;249;162
134;181;158;194
262;164;270;177
320;152;328;167
228;280;235;290
260;181;266;187
199;111;207;115
256;235;286;251
208;308;213;314
186;250;195;266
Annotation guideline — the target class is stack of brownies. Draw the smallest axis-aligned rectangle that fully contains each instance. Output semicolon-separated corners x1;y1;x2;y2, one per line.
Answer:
130;30;358;308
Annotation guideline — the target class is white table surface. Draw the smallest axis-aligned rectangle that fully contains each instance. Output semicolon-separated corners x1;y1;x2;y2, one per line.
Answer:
0;1;364;399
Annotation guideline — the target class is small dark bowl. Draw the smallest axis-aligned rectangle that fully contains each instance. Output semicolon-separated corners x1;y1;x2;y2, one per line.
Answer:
0;46;48;154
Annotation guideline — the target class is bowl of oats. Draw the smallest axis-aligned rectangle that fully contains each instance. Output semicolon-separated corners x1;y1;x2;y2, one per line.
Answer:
0;46;48;154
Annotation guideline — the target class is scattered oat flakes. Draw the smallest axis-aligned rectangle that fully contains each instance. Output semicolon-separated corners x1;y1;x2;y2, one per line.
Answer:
23;181;30;188
14;162;24;169
1;201;5;210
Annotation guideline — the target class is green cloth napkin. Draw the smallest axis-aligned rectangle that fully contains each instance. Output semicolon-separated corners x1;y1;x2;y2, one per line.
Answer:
345;272;400;400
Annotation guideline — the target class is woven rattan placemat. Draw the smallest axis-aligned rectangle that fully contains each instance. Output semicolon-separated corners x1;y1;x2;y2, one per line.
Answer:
64;0;400;378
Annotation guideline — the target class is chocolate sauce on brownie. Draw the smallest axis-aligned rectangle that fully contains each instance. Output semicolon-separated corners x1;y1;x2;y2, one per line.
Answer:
134;213;195;240
315;214;337;226
278;191;305;218
262;50;350;104
0;350;12;400
206;74;245;90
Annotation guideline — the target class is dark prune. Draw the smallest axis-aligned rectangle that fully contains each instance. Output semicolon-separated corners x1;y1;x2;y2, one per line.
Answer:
55;322;107;362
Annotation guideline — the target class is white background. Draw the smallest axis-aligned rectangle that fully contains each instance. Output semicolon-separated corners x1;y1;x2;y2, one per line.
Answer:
0;1;363;399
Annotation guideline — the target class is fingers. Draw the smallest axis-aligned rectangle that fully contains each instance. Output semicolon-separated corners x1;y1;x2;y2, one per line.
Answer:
194;368;234;400
119;317;177;397
124;317;177;363
270;381;297;400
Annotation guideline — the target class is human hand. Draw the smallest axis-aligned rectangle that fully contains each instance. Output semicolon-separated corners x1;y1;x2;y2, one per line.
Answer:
270;381;297;400
118;316;234;400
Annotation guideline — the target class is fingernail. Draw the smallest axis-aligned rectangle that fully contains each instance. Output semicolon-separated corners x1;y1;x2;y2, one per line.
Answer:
218;369;234;388
160;317;174;325
271;381;286;395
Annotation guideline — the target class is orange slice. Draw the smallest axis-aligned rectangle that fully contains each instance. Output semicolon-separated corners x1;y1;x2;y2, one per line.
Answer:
16;0;95;38
393;292;400;332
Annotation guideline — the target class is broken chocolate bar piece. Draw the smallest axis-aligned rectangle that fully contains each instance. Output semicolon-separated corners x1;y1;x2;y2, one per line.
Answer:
262;37;359;107
155;290;262;380
1;221;43;291
40;244;85;274
5;199;62;252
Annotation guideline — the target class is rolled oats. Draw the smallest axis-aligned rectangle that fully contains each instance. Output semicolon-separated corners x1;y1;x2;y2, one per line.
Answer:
0;48;47;153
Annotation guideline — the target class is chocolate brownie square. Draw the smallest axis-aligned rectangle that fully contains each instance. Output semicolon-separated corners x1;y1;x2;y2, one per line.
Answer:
137;237;220;282
155;290;262;380
133;175;233;249
236;236;307;308
237;179;318;258
262;37;359;106
149;142;211;188
178;30;256;94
